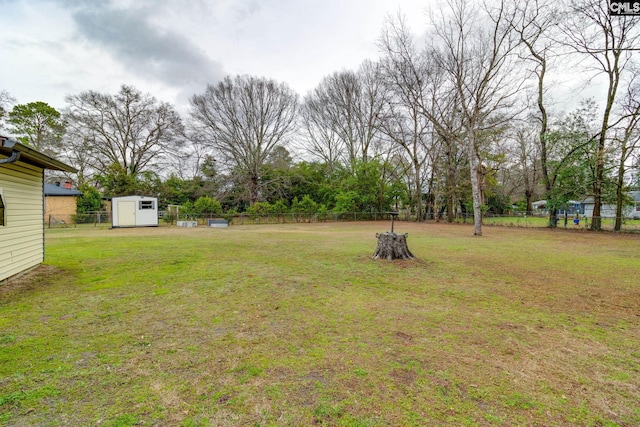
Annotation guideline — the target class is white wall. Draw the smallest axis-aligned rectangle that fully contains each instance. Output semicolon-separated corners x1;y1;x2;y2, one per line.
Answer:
583;203;634;219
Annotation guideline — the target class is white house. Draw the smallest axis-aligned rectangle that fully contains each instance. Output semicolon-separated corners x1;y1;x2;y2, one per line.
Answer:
631;190;640;219
0;137;77;282
111;195;159;228
531;200;582;215
532;195;640;220
581;192;640;220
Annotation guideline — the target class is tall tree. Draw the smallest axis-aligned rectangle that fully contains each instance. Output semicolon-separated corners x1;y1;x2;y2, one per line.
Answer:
431;0;524;235
65;85;184;178
170;125;214;181
299;96;344;171
301;63;386;171
612;79;640;230
509;124;542;214
545;101;610;216
190;75;298;205
7;101;65;156
562;0;640;230
378;15;438;222
0;90;15;130
511;0;559;226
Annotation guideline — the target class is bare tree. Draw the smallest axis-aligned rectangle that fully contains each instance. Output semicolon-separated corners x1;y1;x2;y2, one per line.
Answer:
613;77;640;230
562;0;640;230
63;133;93;186
0;90;15;131
65;85;184;177
168;124;215;180
378;15;438;222
299;97;344;171
300;63;386;171
423;59;467;223
506;124;542;213
431;0;524;235
190;75;298;205
511;0;561;225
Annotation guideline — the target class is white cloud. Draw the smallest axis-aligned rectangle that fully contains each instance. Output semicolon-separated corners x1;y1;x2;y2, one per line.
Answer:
0;0;439;113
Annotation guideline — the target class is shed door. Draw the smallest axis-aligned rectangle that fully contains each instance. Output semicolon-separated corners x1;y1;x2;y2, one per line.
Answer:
118;201;136;226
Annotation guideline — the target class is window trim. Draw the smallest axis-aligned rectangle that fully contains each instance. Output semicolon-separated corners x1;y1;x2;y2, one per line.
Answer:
0;188;5;227
139;200;155;210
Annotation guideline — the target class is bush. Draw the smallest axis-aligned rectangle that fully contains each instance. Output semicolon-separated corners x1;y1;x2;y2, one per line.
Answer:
291;195;317;214
163;213;176;224
333;191;358;214
193;196;222;216
246;202;272;220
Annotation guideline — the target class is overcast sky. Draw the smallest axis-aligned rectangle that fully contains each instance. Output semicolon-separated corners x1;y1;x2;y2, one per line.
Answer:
0;0;433;113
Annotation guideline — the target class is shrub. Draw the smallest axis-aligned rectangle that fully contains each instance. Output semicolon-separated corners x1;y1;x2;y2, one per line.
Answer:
245;202;272;220
193;196;222;216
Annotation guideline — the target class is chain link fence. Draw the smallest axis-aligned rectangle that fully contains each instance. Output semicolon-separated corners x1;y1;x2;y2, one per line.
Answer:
46;210;640;232
477;212;640;232
47;211;112;228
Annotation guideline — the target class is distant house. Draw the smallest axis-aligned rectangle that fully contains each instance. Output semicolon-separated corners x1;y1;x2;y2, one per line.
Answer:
631;191;640;219
44;182;83;225
535;192;640;220
531;200;582;216
581;192;640;219
531;200;547;211
0;137;77;282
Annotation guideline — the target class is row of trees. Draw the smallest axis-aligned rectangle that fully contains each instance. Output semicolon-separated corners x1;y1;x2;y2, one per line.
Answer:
1;0;639;234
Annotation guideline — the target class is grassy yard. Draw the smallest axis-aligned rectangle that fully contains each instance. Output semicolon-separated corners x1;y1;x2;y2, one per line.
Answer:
1;222;639;426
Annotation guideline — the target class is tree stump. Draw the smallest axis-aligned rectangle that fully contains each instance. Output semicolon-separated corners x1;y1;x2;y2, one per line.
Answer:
373;232;414;260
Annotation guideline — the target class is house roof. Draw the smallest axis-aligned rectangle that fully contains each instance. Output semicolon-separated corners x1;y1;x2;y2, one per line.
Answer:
44;183;83;196
0;136;77;173
581;192;640;204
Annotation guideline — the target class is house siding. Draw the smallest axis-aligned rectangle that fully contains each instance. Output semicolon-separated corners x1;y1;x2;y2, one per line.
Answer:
583;202;634;219
0;161;44;282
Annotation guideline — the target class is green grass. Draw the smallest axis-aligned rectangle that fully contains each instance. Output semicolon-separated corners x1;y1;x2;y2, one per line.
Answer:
1;222;639;426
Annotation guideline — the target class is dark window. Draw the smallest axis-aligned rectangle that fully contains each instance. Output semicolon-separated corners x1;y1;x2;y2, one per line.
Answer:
139;200;155;210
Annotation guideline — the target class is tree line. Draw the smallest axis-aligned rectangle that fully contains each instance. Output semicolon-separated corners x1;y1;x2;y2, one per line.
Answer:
1;0;639;234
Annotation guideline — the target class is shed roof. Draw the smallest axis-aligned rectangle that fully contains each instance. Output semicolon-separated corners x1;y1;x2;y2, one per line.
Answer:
0;136;77;173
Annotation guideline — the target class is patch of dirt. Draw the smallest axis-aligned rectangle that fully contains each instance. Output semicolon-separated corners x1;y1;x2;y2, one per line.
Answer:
389;368;417;385
393;331;413;342
0;264;60;300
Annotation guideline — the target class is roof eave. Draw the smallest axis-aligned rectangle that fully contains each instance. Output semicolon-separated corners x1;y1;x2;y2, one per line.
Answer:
0;137;77;173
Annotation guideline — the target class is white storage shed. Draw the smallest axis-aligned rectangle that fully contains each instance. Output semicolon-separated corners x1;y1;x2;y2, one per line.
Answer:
112;195;158;228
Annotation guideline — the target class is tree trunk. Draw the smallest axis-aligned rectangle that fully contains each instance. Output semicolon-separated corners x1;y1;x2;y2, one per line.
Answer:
446;193;455;223
614;145;627;231
467;132;483;236
373;232;414;260
525;189;533;215
549;207;558;228
591;160;604;231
